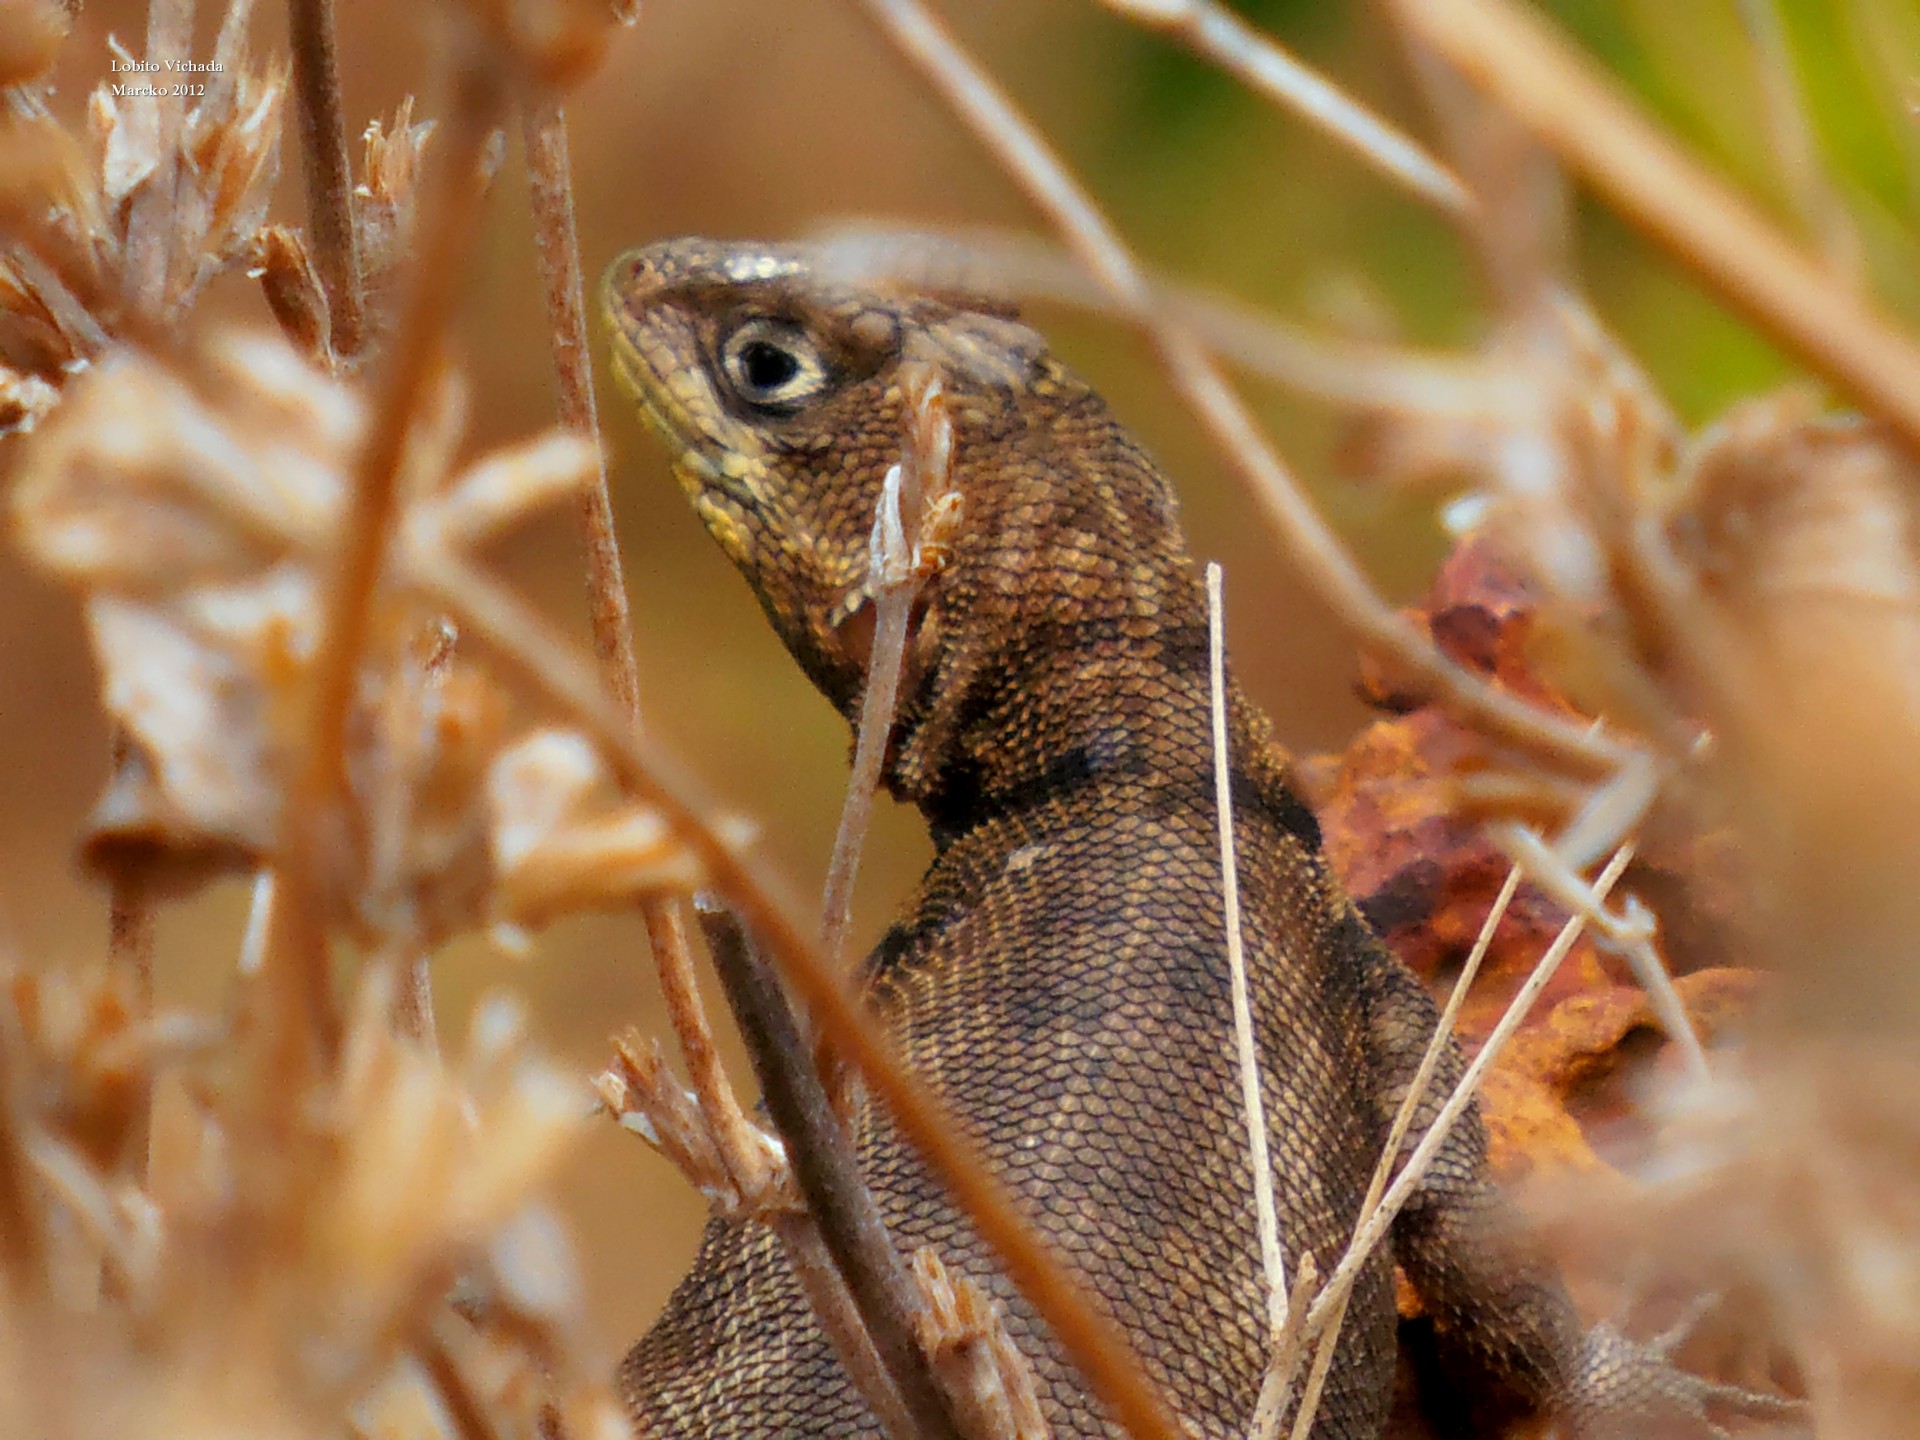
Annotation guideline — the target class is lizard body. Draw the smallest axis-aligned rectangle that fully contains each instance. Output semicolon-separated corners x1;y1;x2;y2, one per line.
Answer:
600;239;1770;1440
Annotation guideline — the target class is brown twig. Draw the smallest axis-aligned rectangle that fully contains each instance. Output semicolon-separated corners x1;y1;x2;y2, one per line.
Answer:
521;94;703;1147
846;0;1631;782
259;32;508;1089
521;97;888;1433
0;1027;48;1302
287;0;367;360
416;545;1188;1440
420;1318;507;1440
607;938;922;1440
104;862;154;1010
521;66;938;1438
522;95;641;724
392;955;437;1049
773;1221;925;1440
640;900;766;1189
1388;0;1920;458
696;906;968;1440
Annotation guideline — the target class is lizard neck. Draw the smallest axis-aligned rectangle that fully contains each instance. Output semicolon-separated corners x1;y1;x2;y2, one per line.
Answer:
889;602;1321;856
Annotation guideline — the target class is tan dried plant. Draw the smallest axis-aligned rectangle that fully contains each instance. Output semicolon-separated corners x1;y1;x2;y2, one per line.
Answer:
0;1;672;1438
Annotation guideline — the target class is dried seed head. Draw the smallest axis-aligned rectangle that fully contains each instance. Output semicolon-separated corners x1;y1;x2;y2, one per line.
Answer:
1663;403;1920;1031
71;17;288;320
0;3;288;439
0;956;611;1440
487;729;745;929
9;329;642;950
171;55;288;308
357;98;436;320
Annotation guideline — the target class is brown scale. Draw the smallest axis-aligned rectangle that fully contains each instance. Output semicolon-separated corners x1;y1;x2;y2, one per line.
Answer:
600;238;1792;1440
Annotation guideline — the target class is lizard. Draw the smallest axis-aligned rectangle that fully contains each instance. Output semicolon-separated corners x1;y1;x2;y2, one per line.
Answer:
600;237;1792;1440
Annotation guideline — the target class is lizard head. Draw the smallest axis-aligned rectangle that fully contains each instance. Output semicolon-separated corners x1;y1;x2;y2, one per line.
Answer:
601;236;1198;817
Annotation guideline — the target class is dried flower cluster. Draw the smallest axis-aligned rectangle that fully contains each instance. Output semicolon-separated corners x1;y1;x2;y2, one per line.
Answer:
0;2;674;1439
11;330;705;945
0;954;628;1440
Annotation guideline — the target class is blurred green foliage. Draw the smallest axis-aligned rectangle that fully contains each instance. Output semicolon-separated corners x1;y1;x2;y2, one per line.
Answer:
1078;0;1919;427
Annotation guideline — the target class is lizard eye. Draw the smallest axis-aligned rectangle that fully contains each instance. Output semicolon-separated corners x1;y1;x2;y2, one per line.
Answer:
719;319;829;411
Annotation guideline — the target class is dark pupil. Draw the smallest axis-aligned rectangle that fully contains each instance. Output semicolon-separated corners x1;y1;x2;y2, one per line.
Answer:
740;340;799;393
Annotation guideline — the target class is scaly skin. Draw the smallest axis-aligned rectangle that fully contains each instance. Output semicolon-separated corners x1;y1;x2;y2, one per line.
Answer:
600;238;1789;1440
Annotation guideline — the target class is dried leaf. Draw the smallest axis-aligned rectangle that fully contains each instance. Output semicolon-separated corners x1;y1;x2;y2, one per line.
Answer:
249;223;332;361
487;729;741;928
1307;536;1760;1191
10;331;602;945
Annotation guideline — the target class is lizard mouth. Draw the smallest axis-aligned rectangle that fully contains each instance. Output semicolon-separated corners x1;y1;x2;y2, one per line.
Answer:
605;327;737;497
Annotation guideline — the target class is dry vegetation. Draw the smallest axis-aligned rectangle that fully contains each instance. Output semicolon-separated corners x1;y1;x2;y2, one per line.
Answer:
0;0;1916;1437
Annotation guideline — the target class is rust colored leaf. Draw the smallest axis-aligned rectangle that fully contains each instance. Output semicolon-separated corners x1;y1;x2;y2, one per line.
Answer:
1308;534;1761;1192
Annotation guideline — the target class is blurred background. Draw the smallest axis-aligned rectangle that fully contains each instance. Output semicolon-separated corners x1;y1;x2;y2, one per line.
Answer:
2;0;1916;1370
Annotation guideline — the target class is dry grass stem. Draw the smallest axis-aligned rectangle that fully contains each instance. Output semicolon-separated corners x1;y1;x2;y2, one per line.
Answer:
125;0;193;311
1100;0;1470;217
1295;842;1635;1391
642;901;766;1188
238;869;275;974
517;92;751;1317
812;223;1508;415
1731;0;1861;285
1388;0;1920;458
696;907;970;1440
1270;866;1522;1438
1205;564;1288;1345
395;954;438;1047
1249;1257;1319;1440
821;369;953;975
773;1222;923;1440
1491;821;1708;1080
1282;1298;1343;1440
516;92;768;1382
521;89;913;1436
523;95;641;727
1365;864;1519;1221
848;0;1632;784
600;964;923;1440
103;0;199;1052
518;91;718;1207
288;0;367;360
